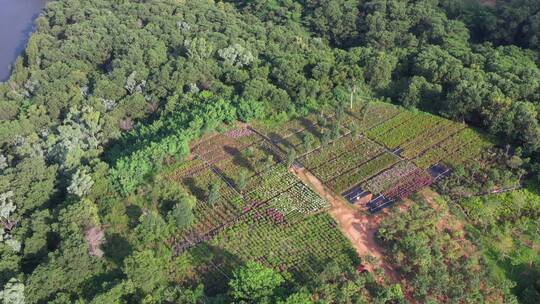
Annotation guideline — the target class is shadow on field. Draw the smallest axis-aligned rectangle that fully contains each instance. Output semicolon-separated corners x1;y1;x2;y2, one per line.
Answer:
189;243;245;296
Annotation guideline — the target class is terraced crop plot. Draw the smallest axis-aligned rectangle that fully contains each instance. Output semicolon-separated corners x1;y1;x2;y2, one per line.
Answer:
362;161;419;194
369;114;444;149
265;182;331;222
400;120;465;159
298;135;362;169
255;102;493;209
168;130;333;256
346;102;401;131
414;128;492;169
327;152;400;194
169;102;494;285
311;139;385;182
157;102;505;298
196;213;358;282
366;111;420;140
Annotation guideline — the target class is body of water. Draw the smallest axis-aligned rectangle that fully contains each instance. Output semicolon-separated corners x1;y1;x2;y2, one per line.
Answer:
0;0;48;81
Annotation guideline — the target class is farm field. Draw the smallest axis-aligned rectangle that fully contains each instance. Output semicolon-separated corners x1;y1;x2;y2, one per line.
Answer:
166;128;334;258
8;1;540;302
192;213;358;286
256;102;493;208
165;101;494;287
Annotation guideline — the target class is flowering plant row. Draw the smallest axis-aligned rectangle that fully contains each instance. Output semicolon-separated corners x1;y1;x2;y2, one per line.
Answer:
383;170;433;200
252;208;286;224
246;165;298;202
362;161;419;194
225;127;255;139
265;182;330;222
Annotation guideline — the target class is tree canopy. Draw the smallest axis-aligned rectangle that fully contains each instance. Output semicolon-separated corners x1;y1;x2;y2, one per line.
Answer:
0;0;539;302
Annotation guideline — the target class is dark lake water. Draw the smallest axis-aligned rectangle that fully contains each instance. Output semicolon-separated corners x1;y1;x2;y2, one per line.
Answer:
0;0;48;81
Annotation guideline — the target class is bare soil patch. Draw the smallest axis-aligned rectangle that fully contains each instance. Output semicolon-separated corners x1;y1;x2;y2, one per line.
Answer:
290;167;401;283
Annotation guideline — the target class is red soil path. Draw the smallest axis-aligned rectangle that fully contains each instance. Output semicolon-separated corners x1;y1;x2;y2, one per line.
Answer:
290;167;401;283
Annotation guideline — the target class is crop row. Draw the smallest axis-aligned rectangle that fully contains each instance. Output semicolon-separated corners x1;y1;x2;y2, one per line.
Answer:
246;165;298;201
373;114;443;149
198;142;246;165
366;111;419;139
414;129;470;168
362;161;419;194
190;196;244;234
348;102;401;131
414;146;446;169
335;112;358;130
439;129;489;155
299;135;362;169
168;158;208;180
265;182;330;222
192;134;237;157
208;213;357;279
181;167;240;203
277;125;323;152
312;139;385;181
224;127;256;139
259;140;286;161
235;132;264;145
254;113;320;138
445;139;491;166
328;152;400;194
192;133;265;166
213;143;282;189
383;170;433;200
414;128;490;169
400;120;464;159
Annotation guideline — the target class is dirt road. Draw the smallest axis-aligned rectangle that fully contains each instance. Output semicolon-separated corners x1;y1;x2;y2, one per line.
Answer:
290;167;401;283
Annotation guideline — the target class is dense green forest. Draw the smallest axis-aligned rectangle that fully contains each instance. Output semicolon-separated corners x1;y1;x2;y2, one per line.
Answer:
0;0;539;303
